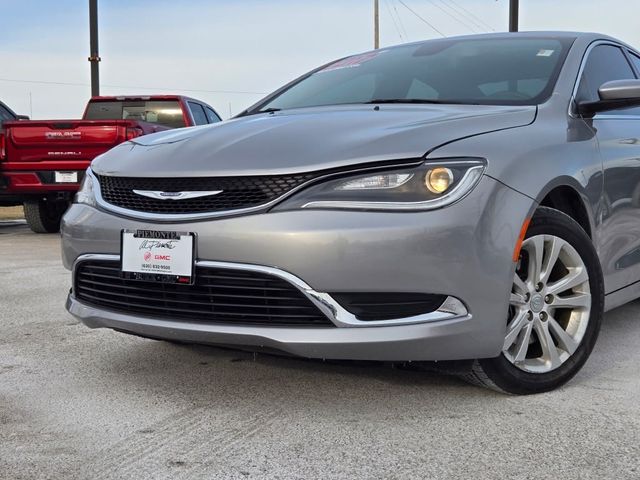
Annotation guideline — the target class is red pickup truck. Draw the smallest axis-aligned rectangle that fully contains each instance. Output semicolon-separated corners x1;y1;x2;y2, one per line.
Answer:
0;95;221;232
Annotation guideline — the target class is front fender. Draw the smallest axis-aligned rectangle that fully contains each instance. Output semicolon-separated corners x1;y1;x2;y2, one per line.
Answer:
426;115;601;241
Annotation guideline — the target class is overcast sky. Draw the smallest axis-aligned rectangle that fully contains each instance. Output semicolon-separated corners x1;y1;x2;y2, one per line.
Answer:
1;0;638;119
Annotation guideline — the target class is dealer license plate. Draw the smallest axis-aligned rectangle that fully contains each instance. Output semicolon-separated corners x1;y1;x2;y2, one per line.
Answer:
121;230;195;283
55;171;78;183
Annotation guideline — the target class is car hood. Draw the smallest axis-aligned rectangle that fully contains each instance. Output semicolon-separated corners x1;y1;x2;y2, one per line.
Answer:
92;104;536;177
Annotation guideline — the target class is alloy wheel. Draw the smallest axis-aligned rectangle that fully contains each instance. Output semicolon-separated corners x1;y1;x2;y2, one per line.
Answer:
504;234;591;373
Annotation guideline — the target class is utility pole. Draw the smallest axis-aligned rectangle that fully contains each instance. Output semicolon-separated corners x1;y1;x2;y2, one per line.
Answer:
374;0;380;49
88;0;101;96
509;0;519;32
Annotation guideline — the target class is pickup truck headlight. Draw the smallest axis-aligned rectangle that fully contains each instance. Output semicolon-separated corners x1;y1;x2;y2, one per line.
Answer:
274;158;485;211
74;168;97;207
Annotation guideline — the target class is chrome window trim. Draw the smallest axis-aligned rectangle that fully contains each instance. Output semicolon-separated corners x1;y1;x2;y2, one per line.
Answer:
569;40;640;119
90;161;423;222
71;254;469;328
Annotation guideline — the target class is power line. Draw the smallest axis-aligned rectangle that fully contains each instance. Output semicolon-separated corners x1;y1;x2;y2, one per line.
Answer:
424;0;482;33
398;0;446;37
436;0;486;32
392;0;410;40
440;0;492;32
0;77;268;96
445;0;496;32
446;0;496;31
384;0;405;41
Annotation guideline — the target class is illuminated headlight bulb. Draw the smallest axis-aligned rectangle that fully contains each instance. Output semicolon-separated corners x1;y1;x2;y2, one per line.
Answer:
425;167;454;194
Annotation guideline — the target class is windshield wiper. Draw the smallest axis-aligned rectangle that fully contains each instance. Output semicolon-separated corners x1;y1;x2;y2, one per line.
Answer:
256;107;282;114
238;107;282;117
244;100;472;116
365;99;469;105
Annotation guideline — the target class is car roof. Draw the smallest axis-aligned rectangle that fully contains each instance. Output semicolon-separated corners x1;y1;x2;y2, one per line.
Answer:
380;31;632;51
89;95;204;103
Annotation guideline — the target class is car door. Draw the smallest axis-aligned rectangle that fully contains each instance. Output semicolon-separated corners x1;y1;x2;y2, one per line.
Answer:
576;43;640;293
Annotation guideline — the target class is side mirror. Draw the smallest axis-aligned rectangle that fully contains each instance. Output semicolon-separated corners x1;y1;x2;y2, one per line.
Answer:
16;115;30;120
577;79;640;116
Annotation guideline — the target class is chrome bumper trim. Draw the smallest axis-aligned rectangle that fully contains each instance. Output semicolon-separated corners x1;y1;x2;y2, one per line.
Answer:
71;254;469;327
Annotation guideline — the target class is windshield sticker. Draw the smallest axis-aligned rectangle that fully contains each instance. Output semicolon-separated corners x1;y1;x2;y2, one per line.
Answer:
537;49;555;57
319;51;386;73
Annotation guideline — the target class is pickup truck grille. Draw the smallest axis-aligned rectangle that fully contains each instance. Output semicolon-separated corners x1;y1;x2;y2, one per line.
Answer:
74;260;334;327
97;174;317;214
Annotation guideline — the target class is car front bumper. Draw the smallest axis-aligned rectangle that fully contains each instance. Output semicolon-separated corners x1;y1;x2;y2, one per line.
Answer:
61;175;533;361
66;293;478;361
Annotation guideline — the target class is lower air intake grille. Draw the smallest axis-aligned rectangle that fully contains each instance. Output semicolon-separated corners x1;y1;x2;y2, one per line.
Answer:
97;173;317;214
329;292;447;320
74;260;333;327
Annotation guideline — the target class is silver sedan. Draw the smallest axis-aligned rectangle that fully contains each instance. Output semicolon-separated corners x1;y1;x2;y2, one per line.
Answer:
62;32;640;394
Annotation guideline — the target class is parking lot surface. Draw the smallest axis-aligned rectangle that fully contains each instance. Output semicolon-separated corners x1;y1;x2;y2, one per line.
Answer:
1;220;639;479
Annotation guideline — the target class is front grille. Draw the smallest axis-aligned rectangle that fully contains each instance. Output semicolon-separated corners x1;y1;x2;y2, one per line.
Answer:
75;260;333;327
97;173;317;214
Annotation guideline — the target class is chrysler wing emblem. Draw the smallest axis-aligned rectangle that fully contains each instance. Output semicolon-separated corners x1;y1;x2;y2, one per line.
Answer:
132;190;223;200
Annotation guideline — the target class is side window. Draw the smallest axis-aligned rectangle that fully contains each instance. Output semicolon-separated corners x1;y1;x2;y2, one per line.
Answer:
629;52;640;75
188;102;208;126
205;107;221;123
576;45;636;109
0;105;14;128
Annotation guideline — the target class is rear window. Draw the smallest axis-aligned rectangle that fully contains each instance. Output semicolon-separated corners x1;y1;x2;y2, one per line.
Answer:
85;100;186;128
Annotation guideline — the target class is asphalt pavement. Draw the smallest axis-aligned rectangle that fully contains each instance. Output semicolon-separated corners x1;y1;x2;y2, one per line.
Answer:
1;221;639;479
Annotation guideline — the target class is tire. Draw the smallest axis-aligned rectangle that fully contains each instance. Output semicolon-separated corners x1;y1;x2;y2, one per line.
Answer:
23;199;68;233
465;207;604;394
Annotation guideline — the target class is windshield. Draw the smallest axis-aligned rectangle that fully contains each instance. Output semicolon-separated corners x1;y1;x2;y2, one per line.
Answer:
85;100;186;128
255;37;573;112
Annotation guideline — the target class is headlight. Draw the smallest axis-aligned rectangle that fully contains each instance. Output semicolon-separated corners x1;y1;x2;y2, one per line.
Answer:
337;173;413;190
274;158;485;211
425;167;453;194
74;168;97;207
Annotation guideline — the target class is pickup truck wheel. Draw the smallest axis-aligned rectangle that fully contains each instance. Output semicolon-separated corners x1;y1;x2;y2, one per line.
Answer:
23;199;68;233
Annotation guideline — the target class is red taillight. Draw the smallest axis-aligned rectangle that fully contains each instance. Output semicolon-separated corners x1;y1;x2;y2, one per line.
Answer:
125;127;144;140
0;132;5;161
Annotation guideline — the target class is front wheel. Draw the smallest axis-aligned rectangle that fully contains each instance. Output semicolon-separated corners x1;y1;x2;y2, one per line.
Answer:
466;207;604;394
23;198;68;233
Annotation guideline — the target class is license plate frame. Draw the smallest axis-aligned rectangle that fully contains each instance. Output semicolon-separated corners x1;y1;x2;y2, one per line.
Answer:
120;229;196;284
54;171;78;183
